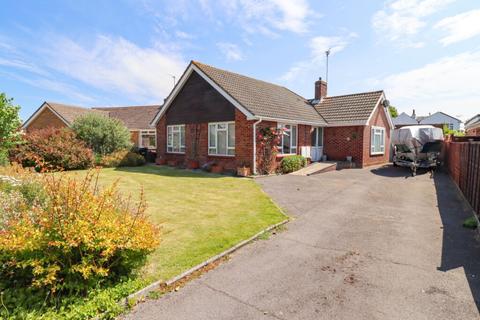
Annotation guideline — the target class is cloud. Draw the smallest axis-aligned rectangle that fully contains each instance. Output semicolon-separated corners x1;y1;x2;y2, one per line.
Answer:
380;50;480;121
216;0;312;35
281;33;357;82
217;42;244;61
43;35;186;101
435;9;480;46
372;0;455;47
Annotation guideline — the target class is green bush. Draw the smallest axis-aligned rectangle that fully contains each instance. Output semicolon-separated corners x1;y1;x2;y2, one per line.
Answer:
10;128;94;171
100;149;146;167
72;113;132;155
0;149;9;166
0;167;159;317
280;155;306;173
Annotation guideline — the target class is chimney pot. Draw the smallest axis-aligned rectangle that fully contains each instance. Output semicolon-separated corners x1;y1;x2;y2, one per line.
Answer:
315;78;327;100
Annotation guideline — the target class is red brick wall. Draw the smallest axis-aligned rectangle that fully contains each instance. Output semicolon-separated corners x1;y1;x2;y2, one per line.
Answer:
323;106;391;168
156;109;253;171
156;112;313;173
323;126;365;166
363;105;391;167
466;127;480;136
26;107;68;132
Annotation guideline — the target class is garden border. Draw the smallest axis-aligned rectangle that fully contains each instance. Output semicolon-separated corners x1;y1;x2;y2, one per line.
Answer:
123;217;290;305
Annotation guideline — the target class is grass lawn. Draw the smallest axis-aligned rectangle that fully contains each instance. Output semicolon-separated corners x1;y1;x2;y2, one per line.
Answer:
70;165;286;283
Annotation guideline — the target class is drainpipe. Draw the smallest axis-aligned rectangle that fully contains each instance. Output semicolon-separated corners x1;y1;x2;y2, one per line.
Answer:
253;118;263;175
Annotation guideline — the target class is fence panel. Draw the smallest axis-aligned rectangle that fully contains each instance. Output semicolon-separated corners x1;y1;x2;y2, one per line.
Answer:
446;140;480;216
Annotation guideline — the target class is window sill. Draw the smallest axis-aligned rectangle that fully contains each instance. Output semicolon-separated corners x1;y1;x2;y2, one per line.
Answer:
208;154;235;157
276;153;297;157
370;152;385;156
166;152;186;155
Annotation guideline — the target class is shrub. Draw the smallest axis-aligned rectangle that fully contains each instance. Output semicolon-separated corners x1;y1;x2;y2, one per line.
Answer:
10;128;94;171
280;155;307;173
0;168;159;302
72;113;133;155
100;149;146;167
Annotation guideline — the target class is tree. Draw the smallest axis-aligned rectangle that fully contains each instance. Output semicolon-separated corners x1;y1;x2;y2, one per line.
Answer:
0;93;22;165
72;113;132;155
388;105;399;118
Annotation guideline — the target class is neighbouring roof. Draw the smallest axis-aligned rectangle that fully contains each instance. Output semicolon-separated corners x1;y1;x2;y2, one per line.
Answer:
313;91;384;125
192;61;328;125
417;111;462;124
465;114;480;128
45;102;107;125
393;112;418;126
23;102;161;130
93;105;162;129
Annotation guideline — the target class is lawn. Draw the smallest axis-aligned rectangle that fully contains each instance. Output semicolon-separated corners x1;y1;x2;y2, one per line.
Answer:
70;165;287;282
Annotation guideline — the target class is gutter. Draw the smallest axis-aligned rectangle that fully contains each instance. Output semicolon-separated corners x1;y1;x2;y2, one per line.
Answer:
252;118;263;175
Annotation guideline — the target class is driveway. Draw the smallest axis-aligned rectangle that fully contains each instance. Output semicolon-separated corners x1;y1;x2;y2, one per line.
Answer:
125;165;480;319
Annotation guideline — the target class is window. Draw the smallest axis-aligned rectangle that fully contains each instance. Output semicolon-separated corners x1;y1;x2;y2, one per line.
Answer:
371;126;385;155
140;130;156;149
311;127;323;147
278;123;297;154
167;125;185;153
208;122;235;156
448;123;454;130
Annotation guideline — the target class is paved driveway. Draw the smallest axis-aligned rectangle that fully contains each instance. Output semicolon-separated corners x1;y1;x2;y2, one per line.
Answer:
125;165;480;320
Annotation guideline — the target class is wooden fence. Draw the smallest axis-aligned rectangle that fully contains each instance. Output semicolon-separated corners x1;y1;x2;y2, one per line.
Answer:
445;136;480;216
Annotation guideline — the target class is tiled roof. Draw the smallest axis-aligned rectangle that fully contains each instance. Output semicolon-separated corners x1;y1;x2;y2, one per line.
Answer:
93;105;161;129
42;102;160;130
314;91;384;125
193;61;327;125
45;102;107;125
393;112;418;126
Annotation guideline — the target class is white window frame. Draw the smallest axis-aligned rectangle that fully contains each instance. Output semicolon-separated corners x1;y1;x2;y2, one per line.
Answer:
139;130;157;149
277;123;298;155
208;121;235;156
167;124;185;154
371;126;385;155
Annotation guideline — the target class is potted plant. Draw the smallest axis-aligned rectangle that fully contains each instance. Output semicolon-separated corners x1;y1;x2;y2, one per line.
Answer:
237;162;251;177
187;124;200;169
211;163;223;174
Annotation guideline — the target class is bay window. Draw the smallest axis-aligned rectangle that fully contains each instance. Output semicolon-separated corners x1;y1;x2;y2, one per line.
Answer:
371;126;385;155
208;122;235;156
167;125;185;153
277;123;297;154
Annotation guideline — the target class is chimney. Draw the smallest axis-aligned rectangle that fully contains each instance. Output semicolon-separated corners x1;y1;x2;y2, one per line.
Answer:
411;109;416;119
315;77;327;100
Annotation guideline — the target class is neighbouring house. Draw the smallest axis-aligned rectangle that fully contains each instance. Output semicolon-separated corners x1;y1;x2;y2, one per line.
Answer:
22;102;161;149
465;114;480;136
393;112;419;128
417;111;462;131
150;61;393;173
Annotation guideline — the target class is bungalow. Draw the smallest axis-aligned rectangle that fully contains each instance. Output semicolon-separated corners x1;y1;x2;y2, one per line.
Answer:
22;102;161;149
151;61;393;173
465;114;480;136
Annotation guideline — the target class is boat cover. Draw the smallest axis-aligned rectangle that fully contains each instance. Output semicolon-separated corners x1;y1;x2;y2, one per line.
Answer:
392;125;444;152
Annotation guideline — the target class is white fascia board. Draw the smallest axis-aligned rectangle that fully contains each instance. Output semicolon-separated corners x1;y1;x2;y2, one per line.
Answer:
325;121;368;127
367;92;394;130
150;63;256;126
256;116;328;127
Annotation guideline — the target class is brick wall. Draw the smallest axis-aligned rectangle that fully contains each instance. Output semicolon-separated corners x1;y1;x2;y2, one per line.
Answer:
130;130;139;147
26;108;68;132
323;126;365;167
466;127;480;136
156;109;252;170
363;105;391;167
156;111;314;173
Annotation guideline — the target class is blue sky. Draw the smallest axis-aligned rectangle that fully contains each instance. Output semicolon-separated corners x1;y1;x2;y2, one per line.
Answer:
1;0;479;122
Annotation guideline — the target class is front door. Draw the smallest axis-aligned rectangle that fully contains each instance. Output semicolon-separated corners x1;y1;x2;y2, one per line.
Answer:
311;127;324;161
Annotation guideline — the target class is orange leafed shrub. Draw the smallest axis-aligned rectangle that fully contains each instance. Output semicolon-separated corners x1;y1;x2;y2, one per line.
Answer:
0;167;159;296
